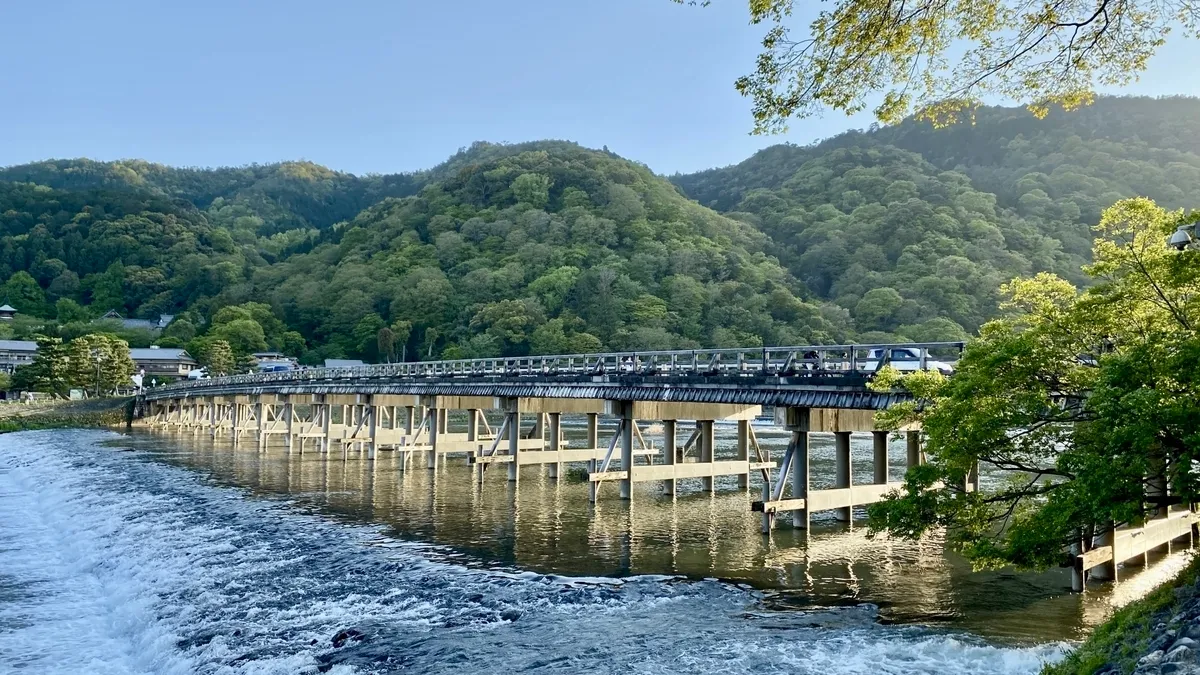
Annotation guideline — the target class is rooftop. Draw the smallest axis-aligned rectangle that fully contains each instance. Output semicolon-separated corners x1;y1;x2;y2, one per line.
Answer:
0;340;36;352
130;347;196;362
324;359;365;368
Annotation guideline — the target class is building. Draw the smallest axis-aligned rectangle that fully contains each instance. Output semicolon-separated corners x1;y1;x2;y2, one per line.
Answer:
324;359;365;368
130;346;198;381
0;340;37;373
253;352;297;372
0;305;16;321
98;310;175;334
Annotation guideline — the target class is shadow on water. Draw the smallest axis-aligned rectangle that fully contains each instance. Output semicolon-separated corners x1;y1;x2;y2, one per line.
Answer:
119;422;1194;646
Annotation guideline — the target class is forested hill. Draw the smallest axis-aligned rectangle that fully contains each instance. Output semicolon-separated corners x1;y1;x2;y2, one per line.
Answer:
0;142;849;365
671;96;1200;337
0;96;1196;366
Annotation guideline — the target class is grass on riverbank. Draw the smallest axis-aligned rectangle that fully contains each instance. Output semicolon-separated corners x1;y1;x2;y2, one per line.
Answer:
0;398;131;433
1044;554;1200;675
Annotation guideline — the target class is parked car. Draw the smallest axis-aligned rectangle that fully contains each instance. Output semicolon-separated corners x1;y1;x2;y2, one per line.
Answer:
858;347;955;375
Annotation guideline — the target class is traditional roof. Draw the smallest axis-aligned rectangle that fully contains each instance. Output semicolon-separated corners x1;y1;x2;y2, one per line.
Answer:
0;340;36;352
130;347;196;363
0;305;16;313
324;359;365;368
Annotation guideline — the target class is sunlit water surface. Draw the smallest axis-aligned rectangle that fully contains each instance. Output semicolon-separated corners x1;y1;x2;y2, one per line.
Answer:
0;425;1190;674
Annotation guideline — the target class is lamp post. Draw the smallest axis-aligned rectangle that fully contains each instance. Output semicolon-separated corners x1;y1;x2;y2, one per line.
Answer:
1168;221;1200;251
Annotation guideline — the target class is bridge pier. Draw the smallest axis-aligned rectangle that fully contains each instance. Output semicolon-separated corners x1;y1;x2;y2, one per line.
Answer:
754;407;913;530
834;431;852;522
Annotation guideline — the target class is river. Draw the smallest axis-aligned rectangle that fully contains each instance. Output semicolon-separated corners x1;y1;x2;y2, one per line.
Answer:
0;426;1190;674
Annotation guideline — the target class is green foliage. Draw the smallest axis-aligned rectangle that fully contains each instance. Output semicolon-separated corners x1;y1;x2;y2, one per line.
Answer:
867;198;1200;569
68;334;135;395
193;339;235;376
55;298;91;324
17;335;74;397
679;0;1191;130
0;99;1197;361
672;98;1200;339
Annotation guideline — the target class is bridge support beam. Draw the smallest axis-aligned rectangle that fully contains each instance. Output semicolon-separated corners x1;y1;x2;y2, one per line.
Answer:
792;430;810;530
547;412;561;479
619;403;635;499
834;431;852;522
662;419;677;496
873;431;889;485
506;399;520;483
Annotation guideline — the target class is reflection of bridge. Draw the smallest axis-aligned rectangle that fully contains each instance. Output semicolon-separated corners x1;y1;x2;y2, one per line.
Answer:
137;339;1198;587
140;343;963;530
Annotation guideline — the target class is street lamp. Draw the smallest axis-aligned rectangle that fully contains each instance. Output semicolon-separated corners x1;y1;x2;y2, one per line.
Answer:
1169;222;1200;251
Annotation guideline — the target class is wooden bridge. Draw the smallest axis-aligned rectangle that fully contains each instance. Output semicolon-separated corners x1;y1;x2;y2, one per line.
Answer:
136;341;1196;586
139;343;957;528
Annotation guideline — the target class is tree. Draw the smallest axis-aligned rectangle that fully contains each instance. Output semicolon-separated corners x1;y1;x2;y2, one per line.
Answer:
511;173;551;208
1;271;48;317
211;318;268;356
198;339;236;376
377;327;396;363
867;198;1200;569
68;334;135;396
55;298;91;324
390;320;413;361
678;0;1199;131
20;335;73;397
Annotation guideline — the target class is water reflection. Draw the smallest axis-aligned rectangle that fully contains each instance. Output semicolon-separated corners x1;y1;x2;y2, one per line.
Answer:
126;422;1194;645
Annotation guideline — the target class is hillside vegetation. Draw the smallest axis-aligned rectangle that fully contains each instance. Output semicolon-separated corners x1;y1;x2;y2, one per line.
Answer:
672;96;1200;338
0;96;1196;364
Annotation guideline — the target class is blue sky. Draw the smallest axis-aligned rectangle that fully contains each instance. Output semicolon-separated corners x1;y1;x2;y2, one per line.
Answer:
2;0;1197;175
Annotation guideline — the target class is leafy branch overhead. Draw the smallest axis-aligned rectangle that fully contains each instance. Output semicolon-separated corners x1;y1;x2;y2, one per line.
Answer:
676;0;1200;129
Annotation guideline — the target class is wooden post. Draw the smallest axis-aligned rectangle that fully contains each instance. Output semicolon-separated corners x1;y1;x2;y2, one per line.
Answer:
662;419;677;496
700;420;715;492
792;430;810;529
284;401;294;452
209;399;217;438
586;412;599;494
620;404;634;499
255;401;265;450
736;419;750;489
906;430;921;469
547;412;561;479
427;407;441;470
835;431;852;522
873;431;888;484
507;401;521;483
367;403;377;460
1091;523;1117;582
320;402;331;454
467;408;479;461
231;403;241;445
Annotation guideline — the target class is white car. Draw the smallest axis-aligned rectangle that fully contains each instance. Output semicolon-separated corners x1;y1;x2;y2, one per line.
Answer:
858;347;955;375
187;367;209;380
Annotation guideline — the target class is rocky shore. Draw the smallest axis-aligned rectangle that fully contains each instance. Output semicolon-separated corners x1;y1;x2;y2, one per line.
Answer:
1048;557;1200;675
0;398;131;433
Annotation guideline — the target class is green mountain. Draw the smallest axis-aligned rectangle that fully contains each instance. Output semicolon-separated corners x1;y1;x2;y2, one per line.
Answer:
671;96;1200;337
0;96;1196;365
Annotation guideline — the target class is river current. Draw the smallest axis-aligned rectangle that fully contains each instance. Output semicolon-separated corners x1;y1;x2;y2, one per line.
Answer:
0;426;1189;674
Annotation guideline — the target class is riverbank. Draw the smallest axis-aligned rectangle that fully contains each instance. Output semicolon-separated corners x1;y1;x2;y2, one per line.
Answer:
1046;554;1200;675
0;397;130;433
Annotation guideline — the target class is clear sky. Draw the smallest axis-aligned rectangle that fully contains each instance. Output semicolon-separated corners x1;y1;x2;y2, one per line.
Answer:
2;0;1198;176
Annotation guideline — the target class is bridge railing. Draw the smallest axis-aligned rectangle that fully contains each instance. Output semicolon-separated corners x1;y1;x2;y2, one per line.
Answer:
155;342;965;394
